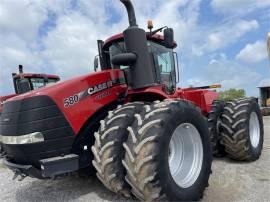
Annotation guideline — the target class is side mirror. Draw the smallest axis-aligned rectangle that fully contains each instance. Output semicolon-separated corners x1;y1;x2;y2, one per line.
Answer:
17;78;31;94
164;28;174;48
94;55;99;72
111;53;137;66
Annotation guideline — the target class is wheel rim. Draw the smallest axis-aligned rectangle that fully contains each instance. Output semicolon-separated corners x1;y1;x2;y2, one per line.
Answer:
249;112;260;148
168;123;204;188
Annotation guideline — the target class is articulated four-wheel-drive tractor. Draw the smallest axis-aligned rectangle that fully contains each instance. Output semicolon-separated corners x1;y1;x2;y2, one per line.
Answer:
0;65;60;115
0;0;264;201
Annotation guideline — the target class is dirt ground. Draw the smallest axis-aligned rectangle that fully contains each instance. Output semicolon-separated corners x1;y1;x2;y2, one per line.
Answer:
0;117;269;202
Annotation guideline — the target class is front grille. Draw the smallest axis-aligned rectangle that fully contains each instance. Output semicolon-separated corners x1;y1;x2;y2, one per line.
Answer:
0;96;75;166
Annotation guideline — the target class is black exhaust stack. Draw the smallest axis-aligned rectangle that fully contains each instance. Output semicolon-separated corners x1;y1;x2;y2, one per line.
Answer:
120;0;137;27
18;65;23;74
119;0;156;89
12;64;24;77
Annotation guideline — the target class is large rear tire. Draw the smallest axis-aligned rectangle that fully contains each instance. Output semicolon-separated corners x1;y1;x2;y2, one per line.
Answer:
220;98;264;161
91;102;146;197
208;100;226;157
123;100;212;201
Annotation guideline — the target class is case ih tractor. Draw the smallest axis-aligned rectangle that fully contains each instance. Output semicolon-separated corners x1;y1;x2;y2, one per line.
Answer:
0;65;60;115
0;0;264;201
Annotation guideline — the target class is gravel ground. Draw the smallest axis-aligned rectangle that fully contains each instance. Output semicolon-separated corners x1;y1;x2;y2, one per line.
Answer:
0;117;269;202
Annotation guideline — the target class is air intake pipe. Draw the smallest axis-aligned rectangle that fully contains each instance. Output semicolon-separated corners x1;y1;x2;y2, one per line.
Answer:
118;0;156;89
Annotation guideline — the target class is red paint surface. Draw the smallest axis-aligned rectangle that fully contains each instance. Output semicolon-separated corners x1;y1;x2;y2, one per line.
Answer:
8;69;127;134
127;86;218;114
4;68;218;134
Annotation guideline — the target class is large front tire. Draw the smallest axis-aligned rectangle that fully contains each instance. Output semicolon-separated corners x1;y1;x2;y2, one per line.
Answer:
220;98;264;161
123;100;212;201
91;102;146;197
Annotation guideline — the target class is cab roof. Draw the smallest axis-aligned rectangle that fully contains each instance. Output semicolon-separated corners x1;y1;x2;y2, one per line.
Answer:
13;73;60;80
103;33;177;49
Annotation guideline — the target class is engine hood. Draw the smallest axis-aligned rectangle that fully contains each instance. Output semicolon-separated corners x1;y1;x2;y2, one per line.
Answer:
7;70;122;103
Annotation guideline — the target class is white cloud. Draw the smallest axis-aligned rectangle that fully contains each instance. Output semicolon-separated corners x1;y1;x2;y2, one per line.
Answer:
187;78;209;87
207;59;261;89
236;41;268;63
211;0;270;15
40;12;109;79
0;0;267;98
186;58;262;96
0;0;46;42
0;33;45;95
0;0;70;95
0;0;187;94
190;19;259;57
201;20;259;52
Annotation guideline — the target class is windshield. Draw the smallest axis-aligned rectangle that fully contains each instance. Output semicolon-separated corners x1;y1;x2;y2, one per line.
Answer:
14;77;59;93
108;40;177;93
30;78;59;90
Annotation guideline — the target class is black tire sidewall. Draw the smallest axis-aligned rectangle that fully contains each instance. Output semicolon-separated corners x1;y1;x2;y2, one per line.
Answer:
209;101;226;157
157;105;212;200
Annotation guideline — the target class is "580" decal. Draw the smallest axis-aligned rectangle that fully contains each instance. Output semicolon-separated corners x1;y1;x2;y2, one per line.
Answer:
64;94;79;108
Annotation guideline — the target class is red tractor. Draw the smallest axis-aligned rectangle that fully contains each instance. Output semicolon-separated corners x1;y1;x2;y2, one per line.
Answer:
0;0;264;201
0;65;60;115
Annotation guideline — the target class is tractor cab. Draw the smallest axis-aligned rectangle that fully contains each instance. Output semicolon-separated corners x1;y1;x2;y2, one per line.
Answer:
99;33;178;94
0;65;60;114
12;65;60;94
96;9;178;95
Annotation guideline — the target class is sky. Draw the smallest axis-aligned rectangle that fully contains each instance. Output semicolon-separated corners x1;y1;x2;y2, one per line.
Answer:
0;0;270;96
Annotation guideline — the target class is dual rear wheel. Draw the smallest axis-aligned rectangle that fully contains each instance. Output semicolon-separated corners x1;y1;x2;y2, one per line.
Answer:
123;100;211;201
92;100;212;201
208;98;264;161
92;98;264;201
220;98;264;161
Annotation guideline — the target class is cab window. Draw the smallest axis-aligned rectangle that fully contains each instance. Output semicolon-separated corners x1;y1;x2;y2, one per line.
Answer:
149;42;176;92
30;78;45;90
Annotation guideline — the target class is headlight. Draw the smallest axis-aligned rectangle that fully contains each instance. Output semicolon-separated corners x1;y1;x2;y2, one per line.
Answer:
0;132;44;145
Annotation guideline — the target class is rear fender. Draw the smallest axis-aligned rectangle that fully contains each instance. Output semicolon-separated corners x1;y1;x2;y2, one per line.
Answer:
127;86;169;102
177;89;219;114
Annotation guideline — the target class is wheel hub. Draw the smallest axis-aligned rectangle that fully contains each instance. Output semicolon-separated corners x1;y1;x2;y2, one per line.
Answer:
168;123;203;188
249;112;260;148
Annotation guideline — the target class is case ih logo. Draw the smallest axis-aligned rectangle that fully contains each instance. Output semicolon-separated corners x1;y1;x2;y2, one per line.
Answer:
87;81;113;96
64;79;125;108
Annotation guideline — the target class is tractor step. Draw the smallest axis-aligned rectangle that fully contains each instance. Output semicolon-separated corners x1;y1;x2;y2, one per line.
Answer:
4;154;79;179
40;154;79;178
